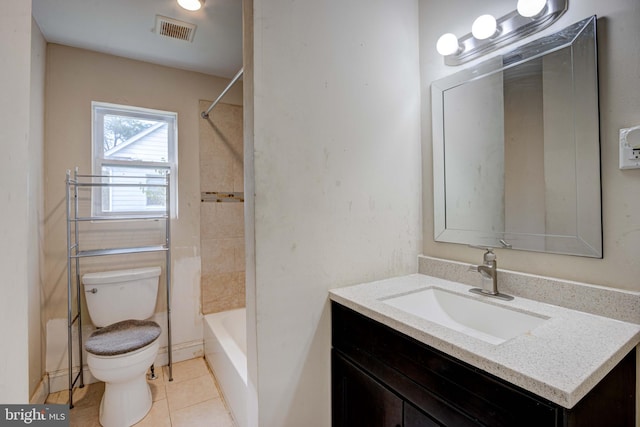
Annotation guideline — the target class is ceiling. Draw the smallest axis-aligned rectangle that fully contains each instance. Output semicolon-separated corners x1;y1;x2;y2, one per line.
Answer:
32;0;243;78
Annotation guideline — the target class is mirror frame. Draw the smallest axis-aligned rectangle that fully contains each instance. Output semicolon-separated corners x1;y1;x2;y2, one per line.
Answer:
432;16;602;258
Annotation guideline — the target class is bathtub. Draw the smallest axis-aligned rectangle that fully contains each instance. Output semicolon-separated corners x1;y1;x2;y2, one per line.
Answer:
204;308;247;427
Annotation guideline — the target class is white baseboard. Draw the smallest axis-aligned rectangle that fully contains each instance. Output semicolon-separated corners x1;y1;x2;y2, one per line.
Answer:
47;340;204;393
156;339;204;367
48;367;98;394
30;375;50;404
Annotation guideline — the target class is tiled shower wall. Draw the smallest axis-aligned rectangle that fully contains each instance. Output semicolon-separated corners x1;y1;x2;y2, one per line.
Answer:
199;100;245;314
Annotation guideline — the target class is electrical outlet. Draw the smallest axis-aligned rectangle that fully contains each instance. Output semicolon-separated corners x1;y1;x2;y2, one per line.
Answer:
619;126;640;169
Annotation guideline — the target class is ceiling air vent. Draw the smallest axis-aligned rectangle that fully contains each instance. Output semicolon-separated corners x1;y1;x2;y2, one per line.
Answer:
155;15;197;42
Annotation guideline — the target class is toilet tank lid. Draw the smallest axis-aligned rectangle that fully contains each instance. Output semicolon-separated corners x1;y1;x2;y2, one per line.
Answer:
82;266;161;285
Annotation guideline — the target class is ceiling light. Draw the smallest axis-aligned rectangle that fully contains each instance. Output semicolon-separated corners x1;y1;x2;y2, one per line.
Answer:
436;0;567;66
472;14;498;40
517;0;547;17
177;0;203;11
436;33;461;56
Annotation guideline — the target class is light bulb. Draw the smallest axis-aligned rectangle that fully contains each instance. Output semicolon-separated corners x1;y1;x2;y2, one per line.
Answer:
472;14;498;40
436;33;460;56
177;0;202;11
517;0;547;17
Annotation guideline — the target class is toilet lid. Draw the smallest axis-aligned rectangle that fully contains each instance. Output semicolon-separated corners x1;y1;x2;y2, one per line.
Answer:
85;319;161;356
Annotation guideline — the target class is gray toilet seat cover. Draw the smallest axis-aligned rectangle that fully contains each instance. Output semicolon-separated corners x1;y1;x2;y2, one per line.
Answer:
85;319;161;356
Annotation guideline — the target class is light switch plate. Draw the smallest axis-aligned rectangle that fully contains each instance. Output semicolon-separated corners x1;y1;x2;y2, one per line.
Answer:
619;125;640;170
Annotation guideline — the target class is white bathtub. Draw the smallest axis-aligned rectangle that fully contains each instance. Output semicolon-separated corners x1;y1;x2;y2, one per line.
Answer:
204;308;247;427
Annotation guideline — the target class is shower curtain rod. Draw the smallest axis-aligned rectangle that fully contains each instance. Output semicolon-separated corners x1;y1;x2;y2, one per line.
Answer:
201;67;244;119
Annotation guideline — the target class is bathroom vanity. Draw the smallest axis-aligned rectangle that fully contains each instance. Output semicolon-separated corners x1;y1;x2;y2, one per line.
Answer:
348;13;640;426
330;274;640;427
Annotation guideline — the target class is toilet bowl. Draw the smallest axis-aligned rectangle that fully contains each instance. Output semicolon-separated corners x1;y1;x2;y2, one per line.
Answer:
82;267;162;427
86;320;161;427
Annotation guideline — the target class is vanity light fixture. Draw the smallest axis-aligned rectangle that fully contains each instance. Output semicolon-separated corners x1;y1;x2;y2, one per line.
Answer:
177;0;204;11
436;0;567;66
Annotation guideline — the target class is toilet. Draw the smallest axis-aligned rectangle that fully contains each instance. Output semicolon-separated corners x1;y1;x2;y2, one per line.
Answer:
82;266;162;427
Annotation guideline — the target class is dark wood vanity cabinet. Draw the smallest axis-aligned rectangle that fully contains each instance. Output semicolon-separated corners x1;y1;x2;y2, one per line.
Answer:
331;302;636;427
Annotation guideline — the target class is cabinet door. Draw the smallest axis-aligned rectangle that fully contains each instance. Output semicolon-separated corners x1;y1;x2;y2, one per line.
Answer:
333;350;403;427
404;402;442;427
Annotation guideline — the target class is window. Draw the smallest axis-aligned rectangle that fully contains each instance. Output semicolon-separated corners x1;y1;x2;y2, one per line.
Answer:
92;102;177;216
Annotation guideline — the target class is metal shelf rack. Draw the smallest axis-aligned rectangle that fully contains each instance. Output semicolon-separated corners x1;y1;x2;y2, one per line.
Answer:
65;168;173;408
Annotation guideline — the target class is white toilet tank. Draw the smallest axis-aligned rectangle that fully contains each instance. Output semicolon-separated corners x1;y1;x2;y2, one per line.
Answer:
82;266;161;327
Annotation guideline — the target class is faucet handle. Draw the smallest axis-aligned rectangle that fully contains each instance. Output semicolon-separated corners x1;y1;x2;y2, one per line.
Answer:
468;245;496;262
483;249;496;263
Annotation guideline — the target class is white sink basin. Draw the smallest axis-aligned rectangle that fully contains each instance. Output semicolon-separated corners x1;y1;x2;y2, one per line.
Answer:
381;287;548;345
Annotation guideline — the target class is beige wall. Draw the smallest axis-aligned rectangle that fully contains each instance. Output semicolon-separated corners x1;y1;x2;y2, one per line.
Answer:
242;0;259;421
246;0;422;425
43;44;242;376
29;17;47;400
0;0;33;403
199;101;245;314
420;0;640;292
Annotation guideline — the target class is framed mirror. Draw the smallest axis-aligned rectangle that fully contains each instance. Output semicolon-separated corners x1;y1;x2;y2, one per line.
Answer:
432;16;602;257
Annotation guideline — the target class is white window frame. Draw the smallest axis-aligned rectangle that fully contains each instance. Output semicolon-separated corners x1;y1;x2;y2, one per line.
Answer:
91;101;178;217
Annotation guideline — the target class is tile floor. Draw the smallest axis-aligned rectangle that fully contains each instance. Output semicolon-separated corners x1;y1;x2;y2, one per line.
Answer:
45;357;237;427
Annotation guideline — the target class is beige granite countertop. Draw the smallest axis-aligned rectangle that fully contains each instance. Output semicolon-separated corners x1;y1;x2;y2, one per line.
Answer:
329;273;640;409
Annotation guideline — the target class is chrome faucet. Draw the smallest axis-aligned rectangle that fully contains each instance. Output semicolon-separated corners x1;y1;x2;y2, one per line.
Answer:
468;248;513;301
